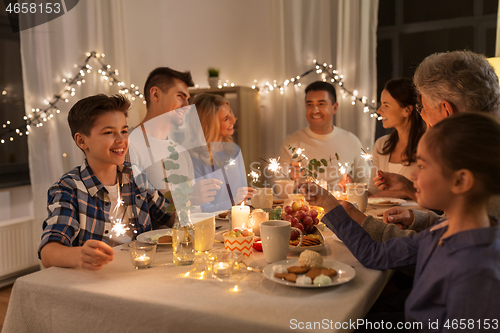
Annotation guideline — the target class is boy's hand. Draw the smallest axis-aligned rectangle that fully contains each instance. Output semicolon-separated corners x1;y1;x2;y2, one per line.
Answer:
80;240;114;271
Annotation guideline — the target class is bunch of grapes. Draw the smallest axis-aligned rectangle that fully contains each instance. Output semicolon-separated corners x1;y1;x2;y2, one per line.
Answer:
282;202;320;240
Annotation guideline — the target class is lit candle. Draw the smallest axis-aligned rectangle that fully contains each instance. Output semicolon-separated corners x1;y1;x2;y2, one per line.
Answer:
133;255;151;268
213;262;230;276
231;203;250;230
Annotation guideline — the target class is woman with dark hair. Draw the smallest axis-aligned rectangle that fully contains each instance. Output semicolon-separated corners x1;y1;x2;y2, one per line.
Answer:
368;78;426;198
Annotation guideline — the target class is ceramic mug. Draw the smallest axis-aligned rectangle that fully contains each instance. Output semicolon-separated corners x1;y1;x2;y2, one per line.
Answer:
251;187;273;210
260;220;303;263
346;183;368;212
274;179;295;199
191;213;216;252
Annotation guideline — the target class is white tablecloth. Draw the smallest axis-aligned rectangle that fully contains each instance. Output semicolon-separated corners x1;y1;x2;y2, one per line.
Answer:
3;223;391;333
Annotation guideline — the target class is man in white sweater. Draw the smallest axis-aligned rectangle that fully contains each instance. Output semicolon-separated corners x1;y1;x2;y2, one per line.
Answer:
280;81;370;190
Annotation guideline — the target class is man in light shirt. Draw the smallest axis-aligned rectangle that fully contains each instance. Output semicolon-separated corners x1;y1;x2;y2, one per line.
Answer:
280;81;370;191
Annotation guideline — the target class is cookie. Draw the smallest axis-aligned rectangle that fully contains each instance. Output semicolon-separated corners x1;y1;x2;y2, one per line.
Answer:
321;268;337;279
218;212;228;218
305;267;337;280
274;273;297;282
305;267;323;280
290;236;321;247
287;266;310;274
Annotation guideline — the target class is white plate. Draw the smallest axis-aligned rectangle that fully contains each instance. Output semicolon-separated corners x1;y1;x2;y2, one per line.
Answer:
368;198;406;207
289;226;325;252
213;210;230;222
263;259;356;288
137;229;172;245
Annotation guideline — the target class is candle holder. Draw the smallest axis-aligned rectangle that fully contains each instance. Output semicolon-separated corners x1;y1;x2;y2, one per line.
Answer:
128;241;157;269
206;249;237;277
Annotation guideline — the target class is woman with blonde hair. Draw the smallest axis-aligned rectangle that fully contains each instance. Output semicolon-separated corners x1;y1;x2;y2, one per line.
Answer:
189;93;252;212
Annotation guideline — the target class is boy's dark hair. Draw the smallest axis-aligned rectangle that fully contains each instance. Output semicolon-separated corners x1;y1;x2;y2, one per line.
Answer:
143;67;195;107
425;112;500;195
305;81;337;104
68;94;130;139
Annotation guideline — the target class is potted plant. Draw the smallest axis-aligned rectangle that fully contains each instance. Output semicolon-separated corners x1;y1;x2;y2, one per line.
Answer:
207;67;220;88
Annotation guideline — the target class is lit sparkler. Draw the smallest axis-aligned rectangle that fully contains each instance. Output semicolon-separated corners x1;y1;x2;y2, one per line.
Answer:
248;170;260;183
110;219;130;238
361;148;372;163
338;162;349;175
228;158;236;166
268;157;282;174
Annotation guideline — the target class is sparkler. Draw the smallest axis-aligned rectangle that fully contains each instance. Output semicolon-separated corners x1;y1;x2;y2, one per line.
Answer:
338;162;350;175
361;148;372;163
110;218;130;238
260;157;288;178
248;170;260;183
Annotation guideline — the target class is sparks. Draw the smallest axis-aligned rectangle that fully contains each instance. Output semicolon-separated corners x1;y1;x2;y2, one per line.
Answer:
268;157;282;174
338;162;349;175
361;148;372;163
116;196;125;207
248;170;260;183
228;158;236;166
111;219;129;237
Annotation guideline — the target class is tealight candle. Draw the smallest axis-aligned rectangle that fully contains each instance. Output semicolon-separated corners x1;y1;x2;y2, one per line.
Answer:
128;241;156;269
231;204;250;230
134;255;151;268
213;262;230;276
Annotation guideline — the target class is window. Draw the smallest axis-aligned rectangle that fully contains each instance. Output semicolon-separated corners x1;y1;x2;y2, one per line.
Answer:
375;0;498;139
0;4;29;188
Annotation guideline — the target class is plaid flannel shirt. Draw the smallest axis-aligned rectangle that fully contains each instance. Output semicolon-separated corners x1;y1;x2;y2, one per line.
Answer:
39;160;171;257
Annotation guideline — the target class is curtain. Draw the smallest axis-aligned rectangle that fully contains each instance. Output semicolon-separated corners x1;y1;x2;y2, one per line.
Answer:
20;0;378;252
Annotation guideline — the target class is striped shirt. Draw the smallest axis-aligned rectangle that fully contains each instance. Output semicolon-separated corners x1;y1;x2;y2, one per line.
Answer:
39;160;171;257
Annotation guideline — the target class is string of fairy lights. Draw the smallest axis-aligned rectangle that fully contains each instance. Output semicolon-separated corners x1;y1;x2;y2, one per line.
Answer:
252;59;379;118
0;51;144;144
0;54;379;145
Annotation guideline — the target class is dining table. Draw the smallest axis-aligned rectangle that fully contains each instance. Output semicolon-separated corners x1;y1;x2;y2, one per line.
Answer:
1;200;427;333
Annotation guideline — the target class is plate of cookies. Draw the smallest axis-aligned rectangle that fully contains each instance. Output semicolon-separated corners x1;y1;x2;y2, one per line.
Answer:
289;226;325;252
263;251;355;288
137;229;172;245
368;198;406;207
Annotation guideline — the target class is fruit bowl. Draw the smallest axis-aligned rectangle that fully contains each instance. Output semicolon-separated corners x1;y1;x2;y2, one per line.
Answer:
223;229;255;257
289;226;325;252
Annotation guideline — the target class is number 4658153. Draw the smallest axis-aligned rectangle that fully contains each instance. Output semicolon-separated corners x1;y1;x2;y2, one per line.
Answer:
5;2;61;14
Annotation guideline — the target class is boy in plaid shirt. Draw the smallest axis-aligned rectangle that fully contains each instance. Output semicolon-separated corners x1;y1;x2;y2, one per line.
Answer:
39;94;173;270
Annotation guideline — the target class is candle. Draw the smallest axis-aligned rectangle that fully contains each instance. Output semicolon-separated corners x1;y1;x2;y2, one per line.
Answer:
133;255;151;268
213;262;230;276
231;204;250;230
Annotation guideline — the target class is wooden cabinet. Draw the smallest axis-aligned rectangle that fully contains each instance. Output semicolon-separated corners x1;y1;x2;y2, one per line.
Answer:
188;86;260;175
